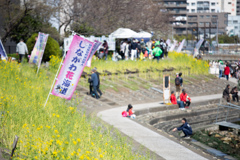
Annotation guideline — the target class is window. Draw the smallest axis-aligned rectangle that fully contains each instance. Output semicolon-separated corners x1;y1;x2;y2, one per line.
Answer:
212;15;218;18
200;15;204;18
211;9;215;12
192;3;195;6
224;20;228;25
235;26;238;29
233;20;238;24
187;3;189;6
211;2;215;6
228;2;231;4
200;22;204;25
191;9;196;12
225;14;228;18
206;15;210;18
187;9;189;12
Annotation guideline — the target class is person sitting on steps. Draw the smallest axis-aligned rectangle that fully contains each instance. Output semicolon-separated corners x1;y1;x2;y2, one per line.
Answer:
170;91;185;110
172;118;193;139
231;86;239;102
223;84;231;102
180;89;191;108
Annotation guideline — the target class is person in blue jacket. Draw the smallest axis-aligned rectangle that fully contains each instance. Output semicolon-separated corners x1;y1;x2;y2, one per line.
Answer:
172;118;192;138
90;69;100;99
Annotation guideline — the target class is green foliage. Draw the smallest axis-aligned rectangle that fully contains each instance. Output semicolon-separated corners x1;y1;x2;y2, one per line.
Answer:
71;22;95;37
212;34;240;44
174;34;195;42
8;14;60;43
26;33;61;62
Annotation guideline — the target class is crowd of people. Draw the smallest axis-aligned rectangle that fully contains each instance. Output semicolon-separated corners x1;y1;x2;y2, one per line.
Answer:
210;60;240;81
98;39;170;62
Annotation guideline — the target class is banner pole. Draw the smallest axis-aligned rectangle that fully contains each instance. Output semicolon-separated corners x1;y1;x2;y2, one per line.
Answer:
43;53;66;109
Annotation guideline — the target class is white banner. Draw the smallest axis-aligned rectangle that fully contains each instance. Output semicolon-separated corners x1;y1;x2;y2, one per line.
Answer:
195;39;204;50
169;40;177;52
177;39;185;52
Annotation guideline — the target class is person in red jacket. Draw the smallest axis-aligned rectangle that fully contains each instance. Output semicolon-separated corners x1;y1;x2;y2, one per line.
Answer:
170;91;185;110
180;89;191;108
224;63;230;81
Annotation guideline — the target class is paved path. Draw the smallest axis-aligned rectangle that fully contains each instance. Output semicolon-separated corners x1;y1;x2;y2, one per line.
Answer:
98;94;223;160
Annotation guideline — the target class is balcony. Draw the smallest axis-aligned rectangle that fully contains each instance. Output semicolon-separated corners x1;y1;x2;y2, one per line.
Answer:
164;4;187;8
173;24;188;28
169;10;187;14
188;18;198;22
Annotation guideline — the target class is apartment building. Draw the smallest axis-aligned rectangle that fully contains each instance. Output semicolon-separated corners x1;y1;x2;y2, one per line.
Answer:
187;12;228;39
187;0;220;13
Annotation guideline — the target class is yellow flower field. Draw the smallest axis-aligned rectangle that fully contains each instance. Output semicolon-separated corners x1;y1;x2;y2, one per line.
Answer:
0;52;209;159
83;51;209;75
0;61;148;159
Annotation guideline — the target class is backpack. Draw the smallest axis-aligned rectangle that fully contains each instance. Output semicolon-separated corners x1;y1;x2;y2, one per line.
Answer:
175;77;180;86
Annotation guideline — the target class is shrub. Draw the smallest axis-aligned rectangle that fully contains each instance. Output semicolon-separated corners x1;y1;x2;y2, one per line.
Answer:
26;33;60;62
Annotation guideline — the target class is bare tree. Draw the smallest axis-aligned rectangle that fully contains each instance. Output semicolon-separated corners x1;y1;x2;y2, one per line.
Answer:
60;0;170;37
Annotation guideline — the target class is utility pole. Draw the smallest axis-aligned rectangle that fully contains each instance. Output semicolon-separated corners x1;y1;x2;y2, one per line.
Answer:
216;19;219;54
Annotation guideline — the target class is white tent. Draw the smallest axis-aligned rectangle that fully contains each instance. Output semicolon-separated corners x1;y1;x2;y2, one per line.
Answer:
109;28;139;39
135;31;152;38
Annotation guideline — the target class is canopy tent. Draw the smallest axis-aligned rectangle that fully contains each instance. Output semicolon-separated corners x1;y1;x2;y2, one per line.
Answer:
109;28;152;39
109;28;138;39
134;31;152;38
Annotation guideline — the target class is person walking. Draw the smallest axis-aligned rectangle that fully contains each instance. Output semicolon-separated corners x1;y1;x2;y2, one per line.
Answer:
90;69;100;99
16;39;28;63
172;118;193;138
146;40;152;55
160;39;166;59
130;39;138;61
152;45;162;62
219;61;224;79
224;63;230;81
120;41;126;60
175;73;181;99
102;40;109;60
94;67;102;97
125;41;130;60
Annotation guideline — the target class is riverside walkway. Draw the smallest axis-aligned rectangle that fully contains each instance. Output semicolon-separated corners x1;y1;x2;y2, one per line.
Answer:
98;94;223;160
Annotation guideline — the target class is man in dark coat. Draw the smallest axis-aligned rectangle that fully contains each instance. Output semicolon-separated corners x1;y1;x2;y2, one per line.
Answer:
172;118;193;138
94;67;102;97
90;69;100;99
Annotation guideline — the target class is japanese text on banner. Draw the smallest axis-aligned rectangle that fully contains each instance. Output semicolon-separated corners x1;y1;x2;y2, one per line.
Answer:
51;35;94;100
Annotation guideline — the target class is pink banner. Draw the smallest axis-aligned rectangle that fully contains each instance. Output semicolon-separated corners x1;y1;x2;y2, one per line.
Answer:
86;40;102;67
52;35;94;100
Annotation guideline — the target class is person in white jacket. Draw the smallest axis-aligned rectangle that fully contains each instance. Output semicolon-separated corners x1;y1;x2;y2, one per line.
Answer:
16;39;28;63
